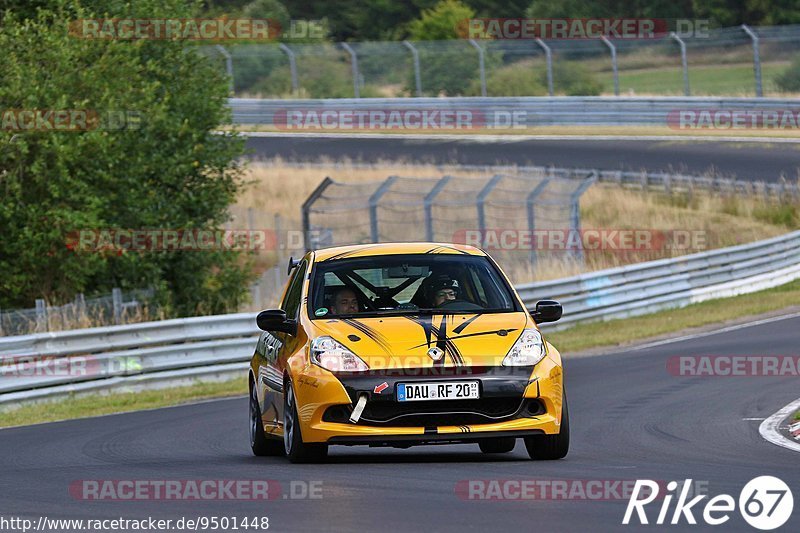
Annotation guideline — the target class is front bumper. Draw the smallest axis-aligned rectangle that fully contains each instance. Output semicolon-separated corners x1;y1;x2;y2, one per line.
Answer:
290;355;564;444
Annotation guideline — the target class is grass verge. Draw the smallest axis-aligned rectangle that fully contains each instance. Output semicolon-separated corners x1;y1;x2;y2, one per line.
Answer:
0;378;247;429
548;279;800;354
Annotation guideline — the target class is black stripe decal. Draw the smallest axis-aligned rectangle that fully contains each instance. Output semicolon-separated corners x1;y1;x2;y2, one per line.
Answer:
435;315;448;367
341;318;393;354
322;245;382;262
453;314;480;334
407;328;520;350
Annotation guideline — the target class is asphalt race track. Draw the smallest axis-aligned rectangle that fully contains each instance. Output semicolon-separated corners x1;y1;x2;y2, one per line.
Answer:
2;315;798;532
245;135;800;182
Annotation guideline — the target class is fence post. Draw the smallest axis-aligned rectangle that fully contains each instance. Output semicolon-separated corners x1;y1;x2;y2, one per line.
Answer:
302;177;334;252
601;36;619;96
273;213;283;263
215;45;234;94
76;293;86;325
278;43;299;94
468;39;487;97
534;38;554;96
112;288;122;325
35;298;47;332
526;177;552;265
368;176;398;243
403;41;423;97
424;175;452;241
741;25;763;97
340;42;360;98
669;32;690;96
570;173;597;261
476;175;503;232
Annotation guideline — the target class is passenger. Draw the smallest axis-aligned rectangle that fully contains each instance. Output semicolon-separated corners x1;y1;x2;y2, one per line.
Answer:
426;276;460;307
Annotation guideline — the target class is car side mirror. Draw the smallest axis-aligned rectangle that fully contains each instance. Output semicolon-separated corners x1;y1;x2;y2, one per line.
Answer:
256;309;297;335
529;300;562;323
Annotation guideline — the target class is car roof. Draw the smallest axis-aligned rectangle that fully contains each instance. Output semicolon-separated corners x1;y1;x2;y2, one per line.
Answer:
312;242;485;262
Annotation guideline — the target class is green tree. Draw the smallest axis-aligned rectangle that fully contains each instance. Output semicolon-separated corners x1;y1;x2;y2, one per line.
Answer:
405;1;484;95
408;0;474;40
0;0;253;315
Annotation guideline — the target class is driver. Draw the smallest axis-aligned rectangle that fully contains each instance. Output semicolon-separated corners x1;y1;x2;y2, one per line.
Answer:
425;275;460;307
331;287;360;315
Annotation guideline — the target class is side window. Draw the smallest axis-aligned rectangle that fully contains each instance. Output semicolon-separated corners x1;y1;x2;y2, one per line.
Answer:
281;260;307;319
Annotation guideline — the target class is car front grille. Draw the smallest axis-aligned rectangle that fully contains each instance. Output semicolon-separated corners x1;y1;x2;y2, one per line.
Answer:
323;397;544;427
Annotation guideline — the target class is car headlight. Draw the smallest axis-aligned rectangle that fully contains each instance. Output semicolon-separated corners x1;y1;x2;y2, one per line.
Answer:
502;329;546;366
310;336;369;372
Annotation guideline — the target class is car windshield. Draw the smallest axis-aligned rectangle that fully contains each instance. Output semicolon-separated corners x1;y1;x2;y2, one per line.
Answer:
309;254;519;319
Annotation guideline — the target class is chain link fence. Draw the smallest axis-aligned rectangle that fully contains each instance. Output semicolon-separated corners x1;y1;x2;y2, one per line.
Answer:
0;288;155;336
203;24;800;99
301;169;595;279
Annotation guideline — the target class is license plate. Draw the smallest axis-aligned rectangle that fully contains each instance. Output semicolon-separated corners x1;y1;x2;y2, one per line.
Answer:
397;381;480;402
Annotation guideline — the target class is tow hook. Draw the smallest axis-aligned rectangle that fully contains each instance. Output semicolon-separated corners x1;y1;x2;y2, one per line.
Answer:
349;394;368;423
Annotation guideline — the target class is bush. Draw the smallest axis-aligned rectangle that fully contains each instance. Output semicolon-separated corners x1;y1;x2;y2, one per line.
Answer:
776;55;800;92
403;0;485;96
407;0;474;41
467;64;548;96
0;0;254;315
464;59;601;97
552;61;604;96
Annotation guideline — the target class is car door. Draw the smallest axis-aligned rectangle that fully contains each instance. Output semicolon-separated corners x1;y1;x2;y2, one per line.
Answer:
269;259;307;430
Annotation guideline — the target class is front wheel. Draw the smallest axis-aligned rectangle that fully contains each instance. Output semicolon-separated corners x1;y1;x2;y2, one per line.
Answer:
524;393;570;460
250;382;284;457
284;379;328;463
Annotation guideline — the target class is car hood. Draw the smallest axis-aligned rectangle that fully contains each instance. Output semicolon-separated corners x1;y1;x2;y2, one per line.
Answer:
311;312;531;369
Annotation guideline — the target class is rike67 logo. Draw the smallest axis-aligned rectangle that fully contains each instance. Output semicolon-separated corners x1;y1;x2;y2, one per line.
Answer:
624;477;793;530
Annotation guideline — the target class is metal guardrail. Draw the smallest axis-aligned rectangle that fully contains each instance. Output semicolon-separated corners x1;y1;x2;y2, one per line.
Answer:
1;230;799;407
0;314;256;406
229;96;800;127
591;168;800;200
518;229;800;328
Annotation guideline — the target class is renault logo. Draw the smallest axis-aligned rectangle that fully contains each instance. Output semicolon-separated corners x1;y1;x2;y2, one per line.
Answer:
427;346;445;361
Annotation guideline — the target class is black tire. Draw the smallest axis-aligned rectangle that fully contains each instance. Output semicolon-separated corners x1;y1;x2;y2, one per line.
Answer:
250;381;284;457
478;437;516;454
524;393;570;460
284;379;328;463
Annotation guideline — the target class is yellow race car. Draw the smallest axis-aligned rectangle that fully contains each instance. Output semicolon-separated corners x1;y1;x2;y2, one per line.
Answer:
249;242;568;463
